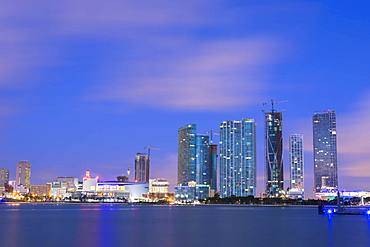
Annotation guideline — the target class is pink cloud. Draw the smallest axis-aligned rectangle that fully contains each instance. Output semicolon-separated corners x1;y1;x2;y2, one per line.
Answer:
90;37;285;110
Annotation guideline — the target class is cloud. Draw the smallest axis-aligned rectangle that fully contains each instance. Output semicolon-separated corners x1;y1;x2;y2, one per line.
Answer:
90;36;284;110
338;93;370;155
335;93;370;180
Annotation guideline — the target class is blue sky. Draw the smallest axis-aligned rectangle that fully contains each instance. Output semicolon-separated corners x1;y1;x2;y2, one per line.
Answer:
1;1;370;197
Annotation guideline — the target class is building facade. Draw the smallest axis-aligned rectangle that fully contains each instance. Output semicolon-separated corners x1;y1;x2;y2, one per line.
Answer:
288;134;304;199
219;119;257;198
16;161;31;193
30;184;50;196
208;144;218;194
178;124;218;199
313;110;338;193
265;111;284;197
175;181;210;202
0;168;9;187
195;135;210;187
135;153;150;183
178;124;197;185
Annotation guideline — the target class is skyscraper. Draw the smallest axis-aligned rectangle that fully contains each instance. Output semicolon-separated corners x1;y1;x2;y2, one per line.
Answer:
135;153;150;183
313;110;338;193
0;168;9;187
16;160;31;193
265;110;284;197
208;144;218;193
177;124;217;199
289;134;304;198
195;135;210;186
219;119;256;198
178;124;197;185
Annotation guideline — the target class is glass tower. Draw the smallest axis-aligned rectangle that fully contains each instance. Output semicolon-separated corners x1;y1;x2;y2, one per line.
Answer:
208;144;218;193
265;111;284;197
195;135;210;186
219;119;256;198
178;124;197;185
135;153;150;183
313;110;338;193
289;134;304;198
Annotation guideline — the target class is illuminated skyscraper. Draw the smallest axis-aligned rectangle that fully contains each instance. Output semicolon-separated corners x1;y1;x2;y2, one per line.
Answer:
178;124;217;199
0;168;9;186
313;110;338;193
265;110;284;197
16;160;31;193
195;135;210;186
135;153;150;183
288;134;304;199
219;119;256;197
178;124;197;185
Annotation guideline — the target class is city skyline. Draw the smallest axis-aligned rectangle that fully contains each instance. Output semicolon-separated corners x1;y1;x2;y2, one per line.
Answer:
0;106;366;198
0;1;370;199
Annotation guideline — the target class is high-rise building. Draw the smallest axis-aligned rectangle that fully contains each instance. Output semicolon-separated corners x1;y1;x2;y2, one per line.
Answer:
265;111;284;197
178;124;197;185
313;110;338;193
195;135;210;186
135;153;150;183
219;119;257;198
16;161;31;193
0;168;9;186
178;124;217;199
288;134;304;199
208;144;218;194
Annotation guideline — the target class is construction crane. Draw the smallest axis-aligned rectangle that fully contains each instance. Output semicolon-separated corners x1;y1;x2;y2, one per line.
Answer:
144;146;160;159
262;99;288;113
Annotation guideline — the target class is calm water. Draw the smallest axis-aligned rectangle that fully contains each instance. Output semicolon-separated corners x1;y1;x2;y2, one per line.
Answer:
0;204;369;247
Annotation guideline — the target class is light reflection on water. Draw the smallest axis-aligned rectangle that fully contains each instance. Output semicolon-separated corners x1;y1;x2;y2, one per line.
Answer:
0;204;369;247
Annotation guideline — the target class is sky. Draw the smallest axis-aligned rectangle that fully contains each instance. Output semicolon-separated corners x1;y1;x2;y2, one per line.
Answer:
1;0;370;198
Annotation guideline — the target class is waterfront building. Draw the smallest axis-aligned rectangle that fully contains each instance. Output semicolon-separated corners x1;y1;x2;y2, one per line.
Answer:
0;168;9;188
208;144;218;195
146;179;174;201
16;161;31;193
82;170;98;192
219;119;257;198
149;178;169;194
178;124;197;185
195;135;210;187
56;177;79;192
313;110;338;193
265;110;284;197
288;134;304;199
30;184;50;196
135;153;150;183
174;181;210;202
178;124;214;199
95;181;149;202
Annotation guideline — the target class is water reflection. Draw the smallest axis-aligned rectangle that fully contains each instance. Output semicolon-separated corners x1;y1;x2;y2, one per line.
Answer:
1;205;370;247
326;214;334;247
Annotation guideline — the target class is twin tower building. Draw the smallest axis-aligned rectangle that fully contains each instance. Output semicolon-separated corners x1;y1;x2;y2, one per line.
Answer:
177;109;338;199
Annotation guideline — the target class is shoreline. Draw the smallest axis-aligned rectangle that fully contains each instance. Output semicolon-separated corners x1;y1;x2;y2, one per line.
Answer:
1;201;320;208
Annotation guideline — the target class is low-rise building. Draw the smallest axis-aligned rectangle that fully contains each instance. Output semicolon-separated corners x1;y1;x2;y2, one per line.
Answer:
175;181;210;202
95;181;149;202
30;184;50;196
